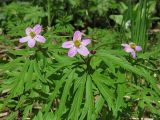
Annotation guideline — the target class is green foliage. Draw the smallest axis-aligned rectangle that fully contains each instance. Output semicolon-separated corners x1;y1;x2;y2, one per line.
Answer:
1;2;47;37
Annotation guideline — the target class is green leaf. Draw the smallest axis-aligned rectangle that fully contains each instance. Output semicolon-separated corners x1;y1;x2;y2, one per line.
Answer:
90;56;102;69
92;96;105;119
110;15;123;25
86;75;94;120
22;105;32;120
93;74;115;111
54;70;75;119
79;75;94;120
68;73;87;120
1;57;25;70
33;59;44;81
97;50;146;76
45;112;55;120
33;111;43;120
8;59;30;98
24;60;34;91
6;111;18;120
113;72;126;117
92;71;115;88
43;69;74;116
15;95;26;110
8;49;34;56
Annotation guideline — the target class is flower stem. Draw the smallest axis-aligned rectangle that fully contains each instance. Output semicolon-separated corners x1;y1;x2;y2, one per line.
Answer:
80;55;87;64
80;55;93;74
47;0;51;27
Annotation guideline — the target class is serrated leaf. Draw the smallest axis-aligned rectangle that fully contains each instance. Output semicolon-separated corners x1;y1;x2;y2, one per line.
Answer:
54;70;75;119
92;95;105;119
93;72;115;111
43;69;74;116
86;75;94;120
90;56;102;69
22;104;32;120
68;73;86;120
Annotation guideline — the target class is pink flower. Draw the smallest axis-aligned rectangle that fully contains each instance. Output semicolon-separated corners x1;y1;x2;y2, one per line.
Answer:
62;31;91;57
19;24;46;48
121;42;142;58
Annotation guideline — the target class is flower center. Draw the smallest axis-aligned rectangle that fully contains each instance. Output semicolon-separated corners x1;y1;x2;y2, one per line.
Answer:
130;43;136;49
74;40;81;47
30;31;36;38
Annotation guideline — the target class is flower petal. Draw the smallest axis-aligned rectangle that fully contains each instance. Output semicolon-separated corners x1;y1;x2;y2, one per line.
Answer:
135;46;142;51
19;36;30;43
73;31;82;41
62;41;74;48
68;47;77;57
123;46;134;53
33;24;42;35
34;35;46;43
28;39;36;48
81;39;91;46
131;51;136;58
77;45;90;56
121;43;129;47
25;27;33;35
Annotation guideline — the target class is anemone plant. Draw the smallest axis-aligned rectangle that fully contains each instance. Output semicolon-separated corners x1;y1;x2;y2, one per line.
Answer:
0;27;160;120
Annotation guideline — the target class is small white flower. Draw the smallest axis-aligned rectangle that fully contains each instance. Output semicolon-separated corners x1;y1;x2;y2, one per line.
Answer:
125;20;131;29
154;73;157;77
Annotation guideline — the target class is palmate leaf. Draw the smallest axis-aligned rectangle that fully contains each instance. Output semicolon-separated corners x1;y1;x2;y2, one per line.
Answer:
6;111;18;120
3;2;46;37
15;95;26;110
68;73;86;120
33;59;44;81
33;111;43;120
8;49;35;56
24;60;34;91
85;75;94;120
79;105;88;120
44;112;55;120
96;50;142;75
93;72;115;111
92;71;115;88
22;104;32;120
54;70;75;119
45;52;77;80
6;59;30;99
96;50;160;93
90;56;102;69
94;50;160;118
43;69;74;116
1;57;25;71
51;53;77;67
79;75;94;120
113;72;126;117
140;46;160;59
2;59;36;120
92;95;105;119
138;67;160;95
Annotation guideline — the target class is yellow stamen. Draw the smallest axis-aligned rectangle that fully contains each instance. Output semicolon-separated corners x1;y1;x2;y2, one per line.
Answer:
30;31;35;38
74;40;81;47
130;43;136;49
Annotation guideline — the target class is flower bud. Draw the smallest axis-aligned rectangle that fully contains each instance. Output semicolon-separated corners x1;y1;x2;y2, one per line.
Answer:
90;50;96;55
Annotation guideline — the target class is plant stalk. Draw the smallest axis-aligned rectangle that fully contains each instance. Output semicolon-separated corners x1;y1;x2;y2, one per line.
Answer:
47;0;51;27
